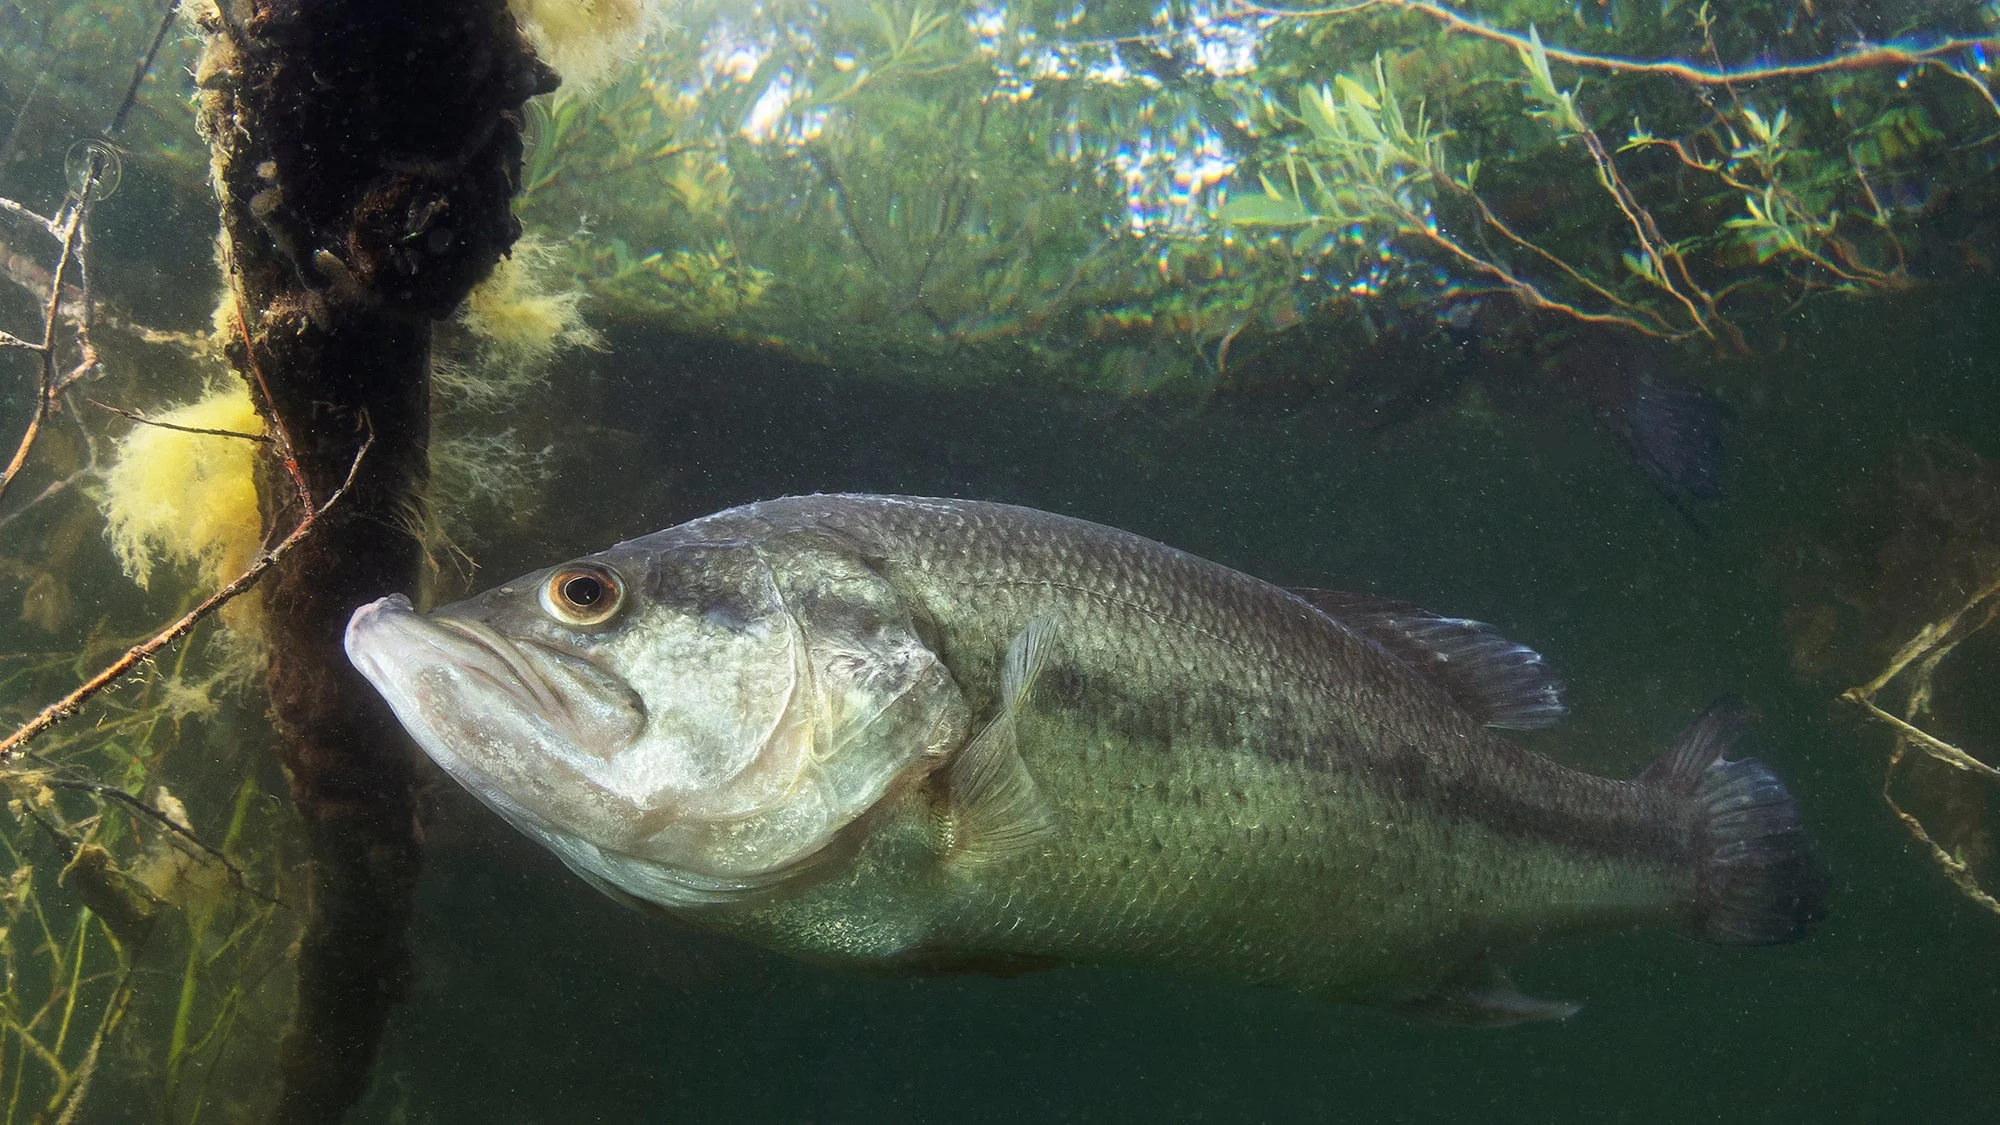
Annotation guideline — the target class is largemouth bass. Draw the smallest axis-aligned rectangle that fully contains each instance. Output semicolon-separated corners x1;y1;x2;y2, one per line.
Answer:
345;494;1825;1023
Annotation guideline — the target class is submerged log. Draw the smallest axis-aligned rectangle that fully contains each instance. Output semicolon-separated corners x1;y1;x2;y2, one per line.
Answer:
194;2;555;1120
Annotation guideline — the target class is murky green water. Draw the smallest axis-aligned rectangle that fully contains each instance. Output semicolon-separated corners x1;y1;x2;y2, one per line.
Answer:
2;0;1997;1121
363;288;2000;1123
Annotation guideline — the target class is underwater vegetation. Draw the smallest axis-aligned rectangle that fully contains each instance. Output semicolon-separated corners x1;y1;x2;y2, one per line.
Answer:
0;4;301;1115
509;0;2000;398
0;1;592;1120
99;379;265;603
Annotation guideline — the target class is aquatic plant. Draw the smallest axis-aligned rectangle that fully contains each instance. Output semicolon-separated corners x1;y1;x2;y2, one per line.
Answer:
509;0;671;89
498;0;1995;394
0;3;396;1120
97;379;265;600
455;234;604;378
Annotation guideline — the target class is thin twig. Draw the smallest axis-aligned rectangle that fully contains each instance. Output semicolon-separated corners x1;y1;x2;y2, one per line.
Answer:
0;467;94;533
1850;570;2000;700
230;294;314;512
1882;743;2000;914
38;778;285;907
105;1;184;140
85;398;270;443
0;191;91;509
1451;182;1678;333
1236;0;2000;87
1843;688;2000;780
0;430;373;764
1403;211;1684;337
1571;118;1715;337
0;195;57;236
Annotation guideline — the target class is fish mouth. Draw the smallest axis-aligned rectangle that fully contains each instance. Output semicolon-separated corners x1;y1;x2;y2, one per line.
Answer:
345;595;646;765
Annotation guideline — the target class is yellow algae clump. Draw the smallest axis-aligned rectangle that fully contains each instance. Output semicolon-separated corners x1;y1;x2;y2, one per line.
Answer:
508;0;665;89
99;378;265;598
455;234;601;392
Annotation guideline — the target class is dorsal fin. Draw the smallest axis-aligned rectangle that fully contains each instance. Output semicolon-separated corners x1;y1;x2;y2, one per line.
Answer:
1291;589;1567;730
1637;696;1741;793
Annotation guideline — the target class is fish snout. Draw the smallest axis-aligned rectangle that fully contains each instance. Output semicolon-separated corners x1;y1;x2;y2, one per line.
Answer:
345;593;647;764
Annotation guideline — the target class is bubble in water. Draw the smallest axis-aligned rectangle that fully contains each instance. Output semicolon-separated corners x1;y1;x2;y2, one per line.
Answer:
64;139;121;200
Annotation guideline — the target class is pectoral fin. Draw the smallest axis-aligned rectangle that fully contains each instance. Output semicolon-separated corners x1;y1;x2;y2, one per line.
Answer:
931;617;1060;867
1393;959;1581;1027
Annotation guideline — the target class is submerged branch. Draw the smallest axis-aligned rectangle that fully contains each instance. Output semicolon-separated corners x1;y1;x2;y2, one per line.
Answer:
0;195;57;235
86;397;272;443
0;194;91;510
0;0;189;513
1843;570;2000;917
1237;0;2000;87
0;430;373;765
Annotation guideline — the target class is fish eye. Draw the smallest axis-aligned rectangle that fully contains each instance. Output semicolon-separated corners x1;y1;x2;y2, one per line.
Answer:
540;564;624;627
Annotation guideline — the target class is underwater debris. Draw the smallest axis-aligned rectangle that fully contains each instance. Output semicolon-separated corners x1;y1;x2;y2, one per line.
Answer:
1844;572;2000;916
59;841;162;952
1839;442;2000;917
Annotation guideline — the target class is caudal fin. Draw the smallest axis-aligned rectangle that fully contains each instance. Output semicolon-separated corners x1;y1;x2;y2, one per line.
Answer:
1640;700;1829;946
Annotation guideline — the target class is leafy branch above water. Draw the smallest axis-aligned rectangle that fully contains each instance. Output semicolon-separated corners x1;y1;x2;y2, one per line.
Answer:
508;0;1996;392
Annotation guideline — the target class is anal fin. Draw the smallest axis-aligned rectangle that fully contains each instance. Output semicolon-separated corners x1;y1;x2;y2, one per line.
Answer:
932;617;1060;867
1393;959;1581;1028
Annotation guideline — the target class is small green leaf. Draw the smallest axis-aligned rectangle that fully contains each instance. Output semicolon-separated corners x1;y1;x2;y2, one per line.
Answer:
1221;194;1316;225
1346;99;1386;145
1334;73;1380;112
1743;105;1770;146
1301;84;1342;140
1520;24;1558;101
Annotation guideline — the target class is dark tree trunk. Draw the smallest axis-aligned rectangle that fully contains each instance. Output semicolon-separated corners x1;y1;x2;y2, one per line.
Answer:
194;3;555;1121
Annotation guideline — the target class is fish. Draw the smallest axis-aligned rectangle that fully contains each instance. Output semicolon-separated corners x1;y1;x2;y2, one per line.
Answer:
344;494;1826;1024
1542;331;1731;532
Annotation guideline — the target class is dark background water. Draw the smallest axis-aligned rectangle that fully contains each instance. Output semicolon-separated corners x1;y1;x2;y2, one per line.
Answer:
360;282;1999;1123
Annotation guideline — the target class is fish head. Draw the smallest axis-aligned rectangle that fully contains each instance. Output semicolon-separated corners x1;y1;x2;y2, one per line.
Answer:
345;529;970;909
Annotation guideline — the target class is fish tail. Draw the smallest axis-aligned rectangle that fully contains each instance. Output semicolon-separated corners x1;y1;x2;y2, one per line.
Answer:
1640;700;1829;946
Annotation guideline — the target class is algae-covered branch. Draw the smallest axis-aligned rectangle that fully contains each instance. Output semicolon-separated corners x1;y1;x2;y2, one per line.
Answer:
194;1;553;1120
3;0;556;1120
